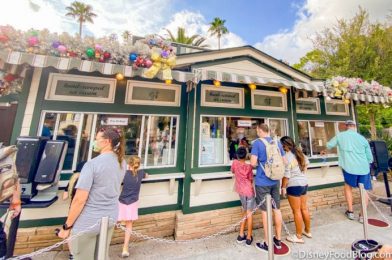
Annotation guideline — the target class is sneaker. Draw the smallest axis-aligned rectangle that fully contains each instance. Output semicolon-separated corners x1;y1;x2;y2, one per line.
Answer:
273;236;282;249
255;241;269;252
345;210;355;220
302;231;312;238
358;216;364;224
286;234;305;244
245;236;253;246
236;234;246;243
121;251;130;258
68;254;74;260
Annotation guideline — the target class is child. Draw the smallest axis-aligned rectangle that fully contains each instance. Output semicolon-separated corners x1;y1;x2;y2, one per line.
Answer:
118;156;147;258
62;161;86;202
231;146;255;246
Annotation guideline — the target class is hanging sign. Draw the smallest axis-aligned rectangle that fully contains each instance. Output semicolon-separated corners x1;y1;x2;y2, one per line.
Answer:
106;117;128;126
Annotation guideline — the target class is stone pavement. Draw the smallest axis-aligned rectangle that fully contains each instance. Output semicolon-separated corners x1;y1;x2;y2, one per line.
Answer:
31;200;392;260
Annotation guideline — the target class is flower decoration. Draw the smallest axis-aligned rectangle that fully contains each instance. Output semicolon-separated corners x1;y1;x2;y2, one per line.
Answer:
0;69;24;97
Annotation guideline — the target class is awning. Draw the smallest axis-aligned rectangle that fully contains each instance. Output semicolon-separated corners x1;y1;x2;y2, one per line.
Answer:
344;92;389;104
0;50;195;83
194;69;324;92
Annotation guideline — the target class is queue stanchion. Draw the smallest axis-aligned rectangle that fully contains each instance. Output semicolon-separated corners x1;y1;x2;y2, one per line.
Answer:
266;194;274;260
97;216;110;260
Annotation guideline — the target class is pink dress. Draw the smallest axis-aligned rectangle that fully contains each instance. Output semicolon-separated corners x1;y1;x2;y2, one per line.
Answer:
118;201;139;221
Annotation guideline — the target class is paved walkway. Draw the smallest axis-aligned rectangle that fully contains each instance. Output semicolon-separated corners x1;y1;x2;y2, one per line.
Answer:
31;199;392;260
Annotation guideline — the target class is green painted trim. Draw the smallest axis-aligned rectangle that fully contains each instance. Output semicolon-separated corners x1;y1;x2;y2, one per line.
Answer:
10;69;34;144
309;157;339;163
60;173;72;181
19;217;66;228
308;182;344;191
183;201;241;214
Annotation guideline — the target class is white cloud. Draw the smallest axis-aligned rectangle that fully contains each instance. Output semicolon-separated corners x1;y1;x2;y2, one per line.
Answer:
254;0;392;65
159;10;246;49
0;1;246;48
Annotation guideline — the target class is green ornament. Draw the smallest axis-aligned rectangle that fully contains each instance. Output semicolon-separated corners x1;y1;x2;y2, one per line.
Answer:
86;48;94;58
31;30;39;36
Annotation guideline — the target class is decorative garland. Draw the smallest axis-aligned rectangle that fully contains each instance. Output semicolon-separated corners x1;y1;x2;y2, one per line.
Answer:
0;69;24;97
325;76;392;101
0;25;176;76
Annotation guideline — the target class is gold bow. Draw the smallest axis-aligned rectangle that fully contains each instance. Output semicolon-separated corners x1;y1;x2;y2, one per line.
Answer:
143;52;176;80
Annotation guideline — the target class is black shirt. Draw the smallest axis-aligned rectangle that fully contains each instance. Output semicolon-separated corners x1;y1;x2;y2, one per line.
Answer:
119;169;145;205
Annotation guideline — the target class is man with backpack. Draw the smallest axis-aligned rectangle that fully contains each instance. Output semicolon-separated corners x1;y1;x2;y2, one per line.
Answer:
250;123;285;252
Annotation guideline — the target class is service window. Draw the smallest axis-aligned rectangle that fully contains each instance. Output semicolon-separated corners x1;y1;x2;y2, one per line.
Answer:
251;89;287;111
325;100;349;116
296;98;320;114
298;120;342;158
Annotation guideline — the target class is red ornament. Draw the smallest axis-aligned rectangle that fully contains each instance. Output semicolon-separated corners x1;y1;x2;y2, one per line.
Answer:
4;74;16;82
0;34;8;43
67;51;77;57
103;52;111;59
99;56;105;62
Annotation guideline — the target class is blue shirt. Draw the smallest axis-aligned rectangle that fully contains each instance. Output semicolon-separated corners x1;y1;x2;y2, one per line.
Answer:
251;137;285;186
327;129;373;175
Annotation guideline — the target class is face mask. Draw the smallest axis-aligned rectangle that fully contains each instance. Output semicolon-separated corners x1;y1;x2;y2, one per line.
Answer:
92;140;102;153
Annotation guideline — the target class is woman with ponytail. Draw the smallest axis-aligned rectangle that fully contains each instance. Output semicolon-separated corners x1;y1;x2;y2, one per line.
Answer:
58;127;126;260
118;156;148;257
280;136;311;244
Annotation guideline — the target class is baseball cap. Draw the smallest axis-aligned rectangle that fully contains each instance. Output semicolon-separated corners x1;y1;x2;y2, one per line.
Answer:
345;120;356;126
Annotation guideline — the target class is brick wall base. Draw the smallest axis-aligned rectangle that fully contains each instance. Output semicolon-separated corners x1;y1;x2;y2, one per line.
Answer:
13;186;359;255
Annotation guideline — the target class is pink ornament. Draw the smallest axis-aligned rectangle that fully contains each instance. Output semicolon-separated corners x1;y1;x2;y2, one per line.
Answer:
144;59;153;68
95;44;102;51
28;36;39;47
57;45;67;53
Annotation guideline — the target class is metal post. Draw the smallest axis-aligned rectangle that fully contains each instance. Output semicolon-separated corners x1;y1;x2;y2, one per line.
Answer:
97;216;109;260
359;183;368;240
266;194;274;260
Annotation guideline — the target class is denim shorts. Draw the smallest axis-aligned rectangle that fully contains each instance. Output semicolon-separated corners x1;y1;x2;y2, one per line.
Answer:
343;169;372;190
239;196;256;211
287;185;308;197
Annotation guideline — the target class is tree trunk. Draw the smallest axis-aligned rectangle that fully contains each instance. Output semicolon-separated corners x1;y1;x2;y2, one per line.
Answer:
79;17;83;39
369;111;377;140
218;33;221;50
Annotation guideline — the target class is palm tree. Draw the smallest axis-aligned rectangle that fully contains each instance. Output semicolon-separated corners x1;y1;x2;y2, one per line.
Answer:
65;1;97;39
208;17;229;50
165;27;209;47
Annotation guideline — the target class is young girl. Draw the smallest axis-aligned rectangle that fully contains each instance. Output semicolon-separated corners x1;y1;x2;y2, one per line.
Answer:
231;146;255;246
280;136;311;244
118;156;147;257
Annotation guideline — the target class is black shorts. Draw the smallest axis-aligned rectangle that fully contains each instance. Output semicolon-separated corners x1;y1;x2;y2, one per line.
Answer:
287;185;308;197
255;184;280;211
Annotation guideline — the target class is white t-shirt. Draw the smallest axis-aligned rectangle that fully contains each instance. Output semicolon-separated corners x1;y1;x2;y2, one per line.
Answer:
284;151;309;187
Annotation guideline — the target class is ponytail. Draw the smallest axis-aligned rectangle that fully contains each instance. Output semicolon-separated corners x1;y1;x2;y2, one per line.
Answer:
293;147;306;173
100;127;125;168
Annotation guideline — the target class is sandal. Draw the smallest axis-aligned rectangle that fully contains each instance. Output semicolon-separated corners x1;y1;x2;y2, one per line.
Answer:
302;231;312;238
286;235;305;244
121;251;130;258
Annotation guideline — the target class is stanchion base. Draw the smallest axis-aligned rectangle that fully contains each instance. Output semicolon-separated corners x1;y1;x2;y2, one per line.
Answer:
274;241;290;256
368;218;390;228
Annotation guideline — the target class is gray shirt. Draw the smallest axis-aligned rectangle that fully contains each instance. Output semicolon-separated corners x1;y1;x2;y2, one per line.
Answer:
284;151;309;187
119;169;145;205
73;152;126;233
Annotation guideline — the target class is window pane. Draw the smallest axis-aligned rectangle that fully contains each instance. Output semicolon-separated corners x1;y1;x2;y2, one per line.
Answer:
200;116;225;165
226;117;264;161
269;119;286;139
146;116;177;167
326;102;348;114
298;121;311;156
56;113;81;170
254;94;283;108
95;114;144;161
309;121;337;156
77;114;94;166
40;112;56;139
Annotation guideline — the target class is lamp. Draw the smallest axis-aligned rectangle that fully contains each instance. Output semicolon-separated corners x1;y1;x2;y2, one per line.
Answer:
279;87;288;94
248;83;257;90
213;80;221;87
344;99;351;104
115;73;124;80
165;79;172;85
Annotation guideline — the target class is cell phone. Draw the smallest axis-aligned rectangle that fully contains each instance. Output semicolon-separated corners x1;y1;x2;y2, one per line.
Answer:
54;228;60;236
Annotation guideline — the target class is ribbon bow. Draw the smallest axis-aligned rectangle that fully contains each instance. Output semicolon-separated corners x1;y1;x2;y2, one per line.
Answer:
143;52;176;80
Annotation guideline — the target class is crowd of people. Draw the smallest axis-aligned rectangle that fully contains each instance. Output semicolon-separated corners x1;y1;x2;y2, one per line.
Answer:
0;119;389;259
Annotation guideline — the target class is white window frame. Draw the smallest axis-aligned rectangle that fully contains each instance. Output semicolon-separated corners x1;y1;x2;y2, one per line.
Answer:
325;99;349;116
125;80;181;107
45;73;116;103
251;89;287;111
296;98;321;114
201;85;244;109
198;115;288;167
297;120;346;158
38;110;180;171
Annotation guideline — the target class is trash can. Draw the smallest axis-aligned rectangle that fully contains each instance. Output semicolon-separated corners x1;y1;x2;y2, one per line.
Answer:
352;239;382;260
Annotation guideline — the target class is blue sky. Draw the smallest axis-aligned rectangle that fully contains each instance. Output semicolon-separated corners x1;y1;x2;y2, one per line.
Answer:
0;0;390;63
